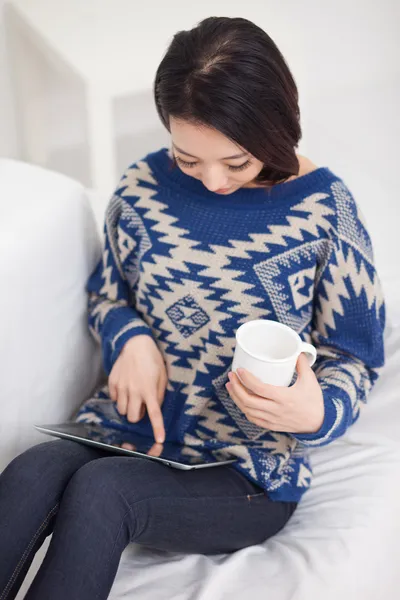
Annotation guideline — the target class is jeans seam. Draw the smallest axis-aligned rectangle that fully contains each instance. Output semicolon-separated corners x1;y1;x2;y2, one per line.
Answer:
130;492;267;507
91;489;277;598
96;491;214;598
108;491;267;553
97;491;271;573
0;503;59;600
94;503;137;600
245;492;265;499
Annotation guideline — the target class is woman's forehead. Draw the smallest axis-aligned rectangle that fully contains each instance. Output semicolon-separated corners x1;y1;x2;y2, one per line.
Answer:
170;118;247;160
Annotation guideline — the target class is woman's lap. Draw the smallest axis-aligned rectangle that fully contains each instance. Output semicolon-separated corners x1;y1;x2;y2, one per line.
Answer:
1;440;296;550
60;448;296;553
0;439;296;599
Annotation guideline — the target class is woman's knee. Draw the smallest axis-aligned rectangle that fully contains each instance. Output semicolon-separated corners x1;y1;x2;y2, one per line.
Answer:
61;457;158;530
1;439;98;490
62;456;139;504
65;456;161;498
60;459;129;539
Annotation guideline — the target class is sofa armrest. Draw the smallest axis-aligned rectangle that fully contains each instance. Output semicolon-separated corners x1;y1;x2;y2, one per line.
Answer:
0;160;103;472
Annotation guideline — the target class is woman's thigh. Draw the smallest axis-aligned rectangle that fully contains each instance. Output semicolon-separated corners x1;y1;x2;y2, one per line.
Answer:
0;440;109;599
0;438;108;549
63;456;297;555
134;463;297;554
0;439;109;503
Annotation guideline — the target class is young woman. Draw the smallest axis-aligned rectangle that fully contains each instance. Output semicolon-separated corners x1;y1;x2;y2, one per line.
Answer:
0;16;385;600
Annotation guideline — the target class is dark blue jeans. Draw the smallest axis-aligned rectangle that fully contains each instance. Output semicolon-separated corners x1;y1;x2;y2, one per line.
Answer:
0;439;297;600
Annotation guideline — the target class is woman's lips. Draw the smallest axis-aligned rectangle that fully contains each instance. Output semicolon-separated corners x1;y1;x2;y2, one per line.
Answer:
215;187;231;194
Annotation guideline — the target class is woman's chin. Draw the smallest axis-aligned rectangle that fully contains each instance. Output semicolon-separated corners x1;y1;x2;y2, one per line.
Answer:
214;186;238;195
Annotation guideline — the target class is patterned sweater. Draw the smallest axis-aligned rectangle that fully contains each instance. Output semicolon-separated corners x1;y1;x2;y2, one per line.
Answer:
75;148;386;502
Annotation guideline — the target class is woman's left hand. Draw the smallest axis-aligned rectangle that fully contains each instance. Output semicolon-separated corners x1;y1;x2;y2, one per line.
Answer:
225;354;325;434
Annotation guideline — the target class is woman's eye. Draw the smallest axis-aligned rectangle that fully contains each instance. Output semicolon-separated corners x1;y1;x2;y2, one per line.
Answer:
175;156;252;172
228;160;251;172
176;157;198;168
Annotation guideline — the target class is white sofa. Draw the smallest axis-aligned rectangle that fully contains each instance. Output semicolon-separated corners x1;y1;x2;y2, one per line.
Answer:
1;159;400;600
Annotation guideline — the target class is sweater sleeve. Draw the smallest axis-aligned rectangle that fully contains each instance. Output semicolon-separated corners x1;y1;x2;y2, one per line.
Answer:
294;217;386;447
87;175;153;374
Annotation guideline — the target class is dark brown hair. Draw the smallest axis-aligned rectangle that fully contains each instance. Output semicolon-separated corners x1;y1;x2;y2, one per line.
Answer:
154;16;301;187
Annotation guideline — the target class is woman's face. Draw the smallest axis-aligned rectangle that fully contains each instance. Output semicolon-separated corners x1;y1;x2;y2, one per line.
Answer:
169;117;264;194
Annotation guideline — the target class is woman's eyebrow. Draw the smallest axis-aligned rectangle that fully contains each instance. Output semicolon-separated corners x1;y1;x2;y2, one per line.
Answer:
173;144;247;160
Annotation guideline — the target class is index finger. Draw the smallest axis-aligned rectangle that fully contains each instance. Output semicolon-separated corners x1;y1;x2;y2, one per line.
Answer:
145;396;165;444
147;442;164;457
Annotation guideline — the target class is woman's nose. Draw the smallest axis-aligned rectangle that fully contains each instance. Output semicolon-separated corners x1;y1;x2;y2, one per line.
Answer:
201;168;228;192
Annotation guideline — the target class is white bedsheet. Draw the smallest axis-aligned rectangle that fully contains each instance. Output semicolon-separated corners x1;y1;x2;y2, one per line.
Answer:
108;322;400;600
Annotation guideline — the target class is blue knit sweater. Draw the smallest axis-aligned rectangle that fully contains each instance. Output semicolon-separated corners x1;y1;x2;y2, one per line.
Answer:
75;148;386;502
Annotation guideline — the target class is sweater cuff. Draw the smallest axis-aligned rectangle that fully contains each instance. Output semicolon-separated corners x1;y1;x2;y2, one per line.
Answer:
293;385;348;447
102;306;153;374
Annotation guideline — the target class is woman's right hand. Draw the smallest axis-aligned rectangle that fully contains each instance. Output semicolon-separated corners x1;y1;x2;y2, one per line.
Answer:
108;335;168;443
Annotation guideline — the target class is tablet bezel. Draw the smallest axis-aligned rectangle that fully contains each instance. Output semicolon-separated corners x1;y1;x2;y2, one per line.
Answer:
34;423;237;470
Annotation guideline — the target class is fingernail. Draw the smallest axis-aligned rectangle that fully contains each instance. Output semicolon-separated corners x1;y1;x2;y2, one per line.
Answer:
237;368;244;376
227;372;232;381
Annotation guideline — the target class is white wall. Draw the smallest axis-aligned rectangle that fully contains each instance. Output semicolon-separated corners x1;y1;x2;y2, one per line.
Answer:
1;0;399;295
0;0;17;157
1;0;398;163
1;0;398;286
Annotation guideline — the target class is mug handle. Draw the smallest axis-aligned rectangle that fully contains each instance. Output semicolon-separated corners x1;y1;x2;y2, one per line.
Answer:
299;342;317;367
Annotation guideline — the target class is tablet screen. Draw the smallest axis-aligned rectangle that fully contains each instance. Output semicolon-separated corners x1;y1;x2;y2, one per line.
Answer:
35;422;236;467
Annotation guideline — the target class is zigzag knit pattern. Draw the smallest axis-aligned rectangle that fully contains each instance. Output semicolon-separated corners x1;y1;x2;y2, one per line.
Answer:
75;148;386;502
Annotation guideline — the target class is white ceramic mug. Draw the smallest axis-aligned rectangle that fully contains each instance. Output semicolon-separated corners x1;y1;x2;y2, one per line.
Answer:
231;319;317;387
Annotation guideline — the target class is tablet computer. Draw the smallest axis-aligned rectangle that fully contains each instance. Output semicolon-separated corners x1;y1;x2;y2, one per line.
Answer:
34;422;237;470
